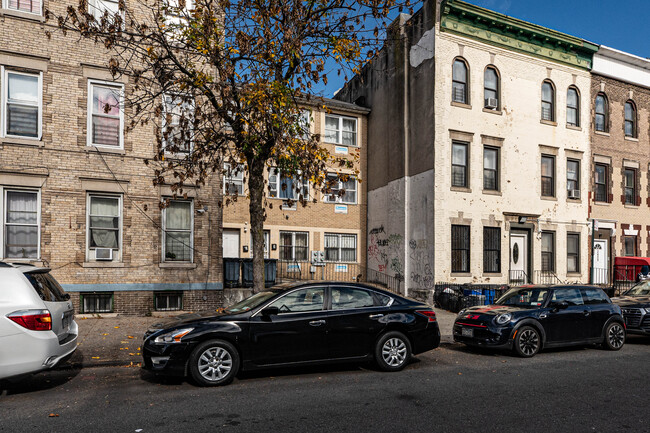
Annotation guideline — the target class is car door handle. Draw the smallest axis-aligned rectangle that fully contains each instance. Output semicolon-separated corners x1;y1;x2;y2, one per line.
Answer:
309;320;326;326
539;312;548;319
583;310;591;316
369;314;384;319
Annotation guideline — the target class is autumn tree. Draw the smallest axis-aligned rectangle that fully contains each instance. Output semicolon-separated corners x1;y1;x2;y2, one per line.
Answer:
47;0;412;292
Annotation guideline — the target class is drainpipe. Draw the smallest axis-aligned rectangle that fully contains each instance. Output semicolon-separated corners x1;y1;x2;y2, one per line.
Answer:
402;18;410;298
590;218;596;284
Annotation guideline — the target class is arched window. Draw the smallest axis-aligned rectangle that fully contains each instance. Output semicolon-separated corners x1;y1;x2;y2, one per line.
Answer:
566;87;580;127
484;66;499;110
452;58;469;104
594;93;608;132
625;100;637;138
541;80;555;122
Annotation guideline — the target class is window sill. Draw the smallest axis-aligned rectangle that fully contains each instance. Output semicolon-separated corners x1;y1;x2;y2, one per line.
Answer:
482;189;501;196
451;186;472;193
540;119;557;126
483;272;502;277
451;272;472;277
163;151;192;160
482;108;502;115
624;204;640;209
566;124;582;131
566;198;582;204
323;141;359;148
0;8;45;22
82;261;124;268
541;196;557;201
86;145;125;155
566;272;582;277
624;136;639;142
159;262;197;269
593;201;610;206
1;137;44;147
594;130;610;137
451;101;472;110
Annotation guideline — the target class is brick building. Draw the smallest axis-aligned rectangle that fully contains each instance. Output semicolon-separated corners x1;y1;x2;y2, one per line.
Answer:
222;98;369;285
589;46;650;285
0;1;223;314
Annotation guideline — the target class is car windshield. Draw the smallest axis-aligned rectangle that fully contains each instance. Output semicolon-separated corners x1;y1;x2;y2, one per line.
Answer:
225;291;278;313
624;281;650;297
495;287;549;308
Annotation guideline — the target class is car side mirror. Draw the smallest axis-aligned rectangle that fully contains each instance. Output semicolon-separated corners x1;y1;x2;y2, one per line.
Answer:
551;301;569;311
261;306;279;316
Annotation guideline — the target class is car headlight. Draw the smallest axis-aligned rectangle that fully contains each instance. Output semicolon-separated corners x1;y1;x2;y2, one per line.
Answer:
645;308;650;314
458;309;467;317
153;328;194;344
495;313;512;325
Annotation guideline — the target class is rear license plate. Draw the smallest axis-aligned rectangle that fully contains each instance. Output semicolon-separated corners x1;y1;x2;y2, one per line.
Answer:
462;328;473;337
62;312;72;329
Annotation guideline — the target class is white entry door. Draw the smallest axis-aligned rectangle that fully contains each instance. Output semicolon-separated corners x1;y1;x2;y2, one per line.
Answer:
222;229;240;258
593;239;608;284
510;233;528;282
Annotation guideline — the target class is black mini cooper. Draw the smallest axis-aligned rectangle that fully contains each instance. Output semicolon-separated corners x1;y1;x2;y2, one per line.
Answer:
453;285;625;357
612;281;650;335
143;282;440;386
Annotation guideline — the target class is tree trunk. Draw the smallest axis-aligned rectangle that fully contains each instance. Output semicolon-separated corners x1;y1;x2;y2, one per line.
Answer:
248;157;266;293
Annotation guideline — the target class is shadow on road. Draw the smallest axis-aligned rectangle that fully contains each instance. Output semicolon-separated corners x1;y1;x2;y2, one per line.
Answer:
0;367;81;396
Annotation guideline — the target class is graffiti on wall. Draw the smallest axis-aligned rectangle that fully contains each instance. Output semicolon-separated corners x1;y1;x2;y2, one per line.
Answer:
368;227;404;281
409;238;434;290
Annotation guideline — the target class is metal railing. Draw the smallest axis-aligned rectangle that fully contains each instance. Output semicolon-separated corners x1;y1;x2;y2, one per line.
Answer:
534;270;563;285
591;267;610;286
509;270;530;285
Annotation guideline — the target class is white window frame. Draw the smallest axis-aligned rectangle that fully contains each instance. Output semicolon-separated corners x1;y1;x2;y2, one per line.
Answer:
162;93;194;155
1;67;43;140
299;109;312;139
279;231;309;261
268;168;309;201
87;80;125;149
161;198;194;263
0;187;41;261
3;0;43;15
88;0;123;21
223;163;245;196
324;173;357;204
86;193;123;262
324;233;357;263
324;114;357;147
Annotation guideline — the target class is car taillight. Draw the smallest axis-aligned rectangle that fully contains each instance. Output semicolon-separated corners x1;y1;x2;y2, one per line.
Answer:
416;310;437;322
7;310;52;331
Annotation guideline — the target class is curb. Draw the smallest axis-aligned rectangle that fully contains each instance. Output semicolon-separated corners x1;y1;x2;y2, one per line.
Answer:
54;360;141;371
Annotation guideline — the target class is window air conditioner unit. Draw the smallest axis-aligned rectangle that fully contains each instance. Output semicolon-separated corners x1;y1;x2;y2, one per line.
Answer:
484;98;498;109
568;189;581;199
95;248;113;261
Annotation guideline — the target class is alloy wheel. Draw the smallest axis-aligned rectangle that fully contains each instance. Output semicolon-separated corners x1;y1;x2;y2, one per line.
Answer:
382;337;407;367
518;329;539;356
197;347;233;382
608;324;625;349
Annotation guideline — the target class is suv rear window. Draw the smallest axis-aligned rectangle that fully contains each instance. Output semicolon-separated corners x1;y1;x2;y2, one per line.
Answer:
25;272;67;302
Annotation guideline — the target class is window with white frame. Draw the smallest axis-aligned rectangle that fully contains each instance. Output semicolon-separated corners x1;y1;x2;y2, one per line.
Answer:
268;168;309;200
279;231;308;261
88;81;124;148
299;109;311;139
324;233;357;262
87;194;121;257
155;292;183;311
5;0;41;15
3;69;42;139
324;173;357;204
162;93;194;154
324;115;357;146
162;199;193;262
88;0;120;20
223;163;245;195
3;189;39;259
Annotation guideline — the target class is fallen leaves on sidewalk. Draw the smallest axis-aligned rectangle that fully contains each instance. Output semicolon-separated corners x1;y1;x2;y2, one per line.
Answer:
48;414;60;417
91;356;100;359
128;336;135;339
114;326;120;329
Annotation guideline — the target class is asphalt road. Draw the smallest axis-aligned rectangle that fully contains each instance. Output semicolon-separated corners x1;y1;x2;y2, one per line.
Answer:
2;337;650;433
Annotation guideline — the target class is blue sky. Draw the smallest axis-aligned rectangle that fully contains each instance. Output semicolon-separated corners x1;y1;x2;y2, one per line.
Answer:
320;0;648;97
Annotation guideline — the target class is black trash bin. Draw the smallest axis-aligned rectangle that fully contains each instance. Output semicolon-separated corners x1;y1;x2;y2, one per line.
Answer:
223;258;241;288
241;258;254;288
264;259;278;288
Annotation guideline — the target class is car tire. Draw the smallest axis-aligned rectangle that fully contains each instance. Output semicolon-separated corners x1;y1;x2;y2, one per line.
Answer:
513;326;541;358
602;321;625;351
375;331;412;372
188;339;240;387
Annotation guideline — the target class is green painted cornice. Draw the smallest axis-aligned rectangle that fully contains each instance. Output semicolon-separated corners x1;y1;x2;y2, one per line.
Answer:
440;0;598;70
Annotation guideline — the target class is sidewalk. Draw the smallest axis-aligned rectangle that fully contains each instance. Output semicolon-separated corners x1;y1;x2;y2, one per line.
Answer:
58;308;458;369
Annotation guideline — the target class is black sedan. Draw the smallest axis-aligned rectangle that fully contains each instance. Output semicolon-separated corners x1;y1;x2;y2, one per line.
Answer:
143;282;440;386
612;282;650;335
453;285;625;357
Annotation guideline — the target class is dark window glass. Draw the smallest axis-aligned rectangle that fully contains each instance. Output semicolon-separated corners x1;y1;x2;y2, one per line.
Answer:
551;288;584;306
624;168;636;205
594;164;608;202
566;87;579;127
567;233;580;273
624;236;636;256
452;142;468;188
595;94;608;132
581;288;609;305
268;287;325;313
154;292;182;311
567;159;579;198
483;227;500;273
625;101;636;137
541;81;554;121
452;59;468;104
279;231;308;261
541;155;555;197
541;232;555;272
24;272;67;302
452;225;470;273
331;287;375;310
82;293;113;313
484;67;499;109
483;147;498;191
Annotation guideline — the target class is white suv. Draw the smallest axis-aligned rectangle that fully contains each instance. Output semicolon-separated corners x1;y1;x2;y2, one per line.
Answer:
0;262;78;380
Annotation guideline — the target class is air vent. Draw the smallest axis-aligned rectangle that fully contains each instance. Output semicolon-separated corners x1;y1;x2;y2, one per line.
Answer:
95;248;113;261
